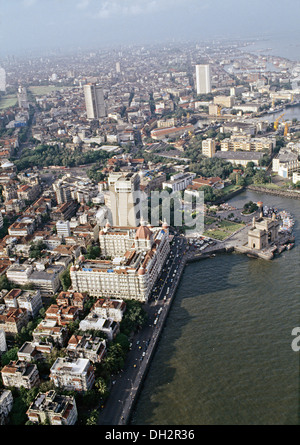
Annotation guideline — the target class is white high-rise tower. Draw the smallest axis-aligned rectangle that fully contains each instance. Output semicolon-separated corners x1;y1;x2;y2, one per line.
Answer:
0;68;6;92
0;330;7;354
83;83;106;119
195;64;211;95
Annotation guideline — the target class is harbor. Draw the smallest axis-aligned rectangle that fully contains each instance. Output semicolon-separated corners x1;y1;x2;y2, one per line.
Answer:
131;190;300;426
110;200;296;425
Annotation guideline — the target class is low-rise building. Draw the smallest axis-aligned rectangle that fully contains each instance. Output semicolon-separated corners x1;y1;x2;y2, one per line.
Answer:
188;176;224;190
27;390;78;425
150;124;194;141
79;314;119;341
29;265;63;295
50;357;95;392
272;149;300;178
6;263;33;287
162;172;196;192
4;288;43;318
214;95;235;108
67;335;106;363
56;291;88;313
0;307;28;336
18;341;53;362
214;150;264;167
220;136;274;152
292;171;300;184
32;318;68;347
93;298;126;322
1;360;39;389
44;304;79;326
0;390;13;425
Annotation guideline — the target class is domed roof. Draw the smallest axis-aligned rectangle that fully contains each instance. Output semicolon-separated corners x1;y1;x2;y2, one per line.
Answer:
138;267;145;275
79;255;85;262
70;266;76;272
135;225;152;240
73;135;81;144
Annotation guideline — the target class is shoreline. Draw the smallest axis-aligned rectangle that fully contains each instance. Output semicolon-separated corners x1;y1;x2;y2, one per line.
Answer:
247;185;300;200
115;190;297;425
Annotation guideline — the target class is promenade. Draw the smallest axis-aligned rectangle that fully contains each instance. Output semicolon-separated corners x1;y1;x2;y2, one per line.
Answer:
97;235;189;425
98;214;295;425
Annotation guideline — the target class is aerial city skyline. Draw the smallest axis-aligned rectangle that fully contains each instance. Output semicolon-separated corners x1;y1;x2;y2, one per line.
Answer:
0;0;299;430
1;0;300;56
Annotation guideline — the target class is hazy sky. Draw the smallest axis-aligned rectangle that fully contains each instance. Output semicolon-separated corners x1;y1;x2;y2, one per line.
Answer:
1;0;300;55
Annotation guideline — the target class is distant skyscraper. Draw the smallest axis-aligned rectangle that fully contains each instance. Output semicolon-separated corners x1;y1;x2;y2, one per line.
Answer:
53;181;72;205
0;68;6;92
83;83;107;119
17;86;29;109
202;138;216;158
116;62;121;73
195;64;211;95
107;172;141;227
0;329;7;354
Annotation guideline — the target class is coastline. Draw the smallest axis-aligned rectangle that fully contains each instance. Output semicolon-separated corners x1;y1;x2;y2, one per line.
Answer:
247;185;300;200
123;190;298;425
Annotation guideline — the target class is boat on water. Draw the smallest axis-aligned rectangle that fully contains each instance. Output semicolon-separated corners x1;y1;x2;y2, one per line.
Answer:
286;243;295;250
278;209;295;234
277;245;286;254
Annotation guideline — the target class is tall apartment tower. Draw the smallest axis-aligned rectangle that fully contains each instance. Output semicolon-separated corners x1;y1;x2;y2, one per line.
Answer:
116;62;121;73
202;138;216;158
0;68;6;92
107;172;141;227
53;182;72;205
0;330;7;355
195;64;211;95
17;86;29;109
83;83;106;119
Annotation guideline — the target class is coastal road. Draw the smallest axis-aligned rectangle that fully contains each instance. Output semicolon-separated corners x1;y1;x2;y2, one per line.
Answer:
97;235;187;425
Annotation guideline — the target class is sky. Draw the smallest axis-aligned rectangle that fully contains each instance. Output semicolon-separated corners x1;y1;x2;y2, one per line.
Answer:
1;0;300;56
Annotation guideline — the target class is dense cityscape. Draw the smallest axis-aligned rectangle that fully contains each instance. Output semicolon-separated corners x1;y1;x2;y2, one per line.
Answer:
0;31;300;427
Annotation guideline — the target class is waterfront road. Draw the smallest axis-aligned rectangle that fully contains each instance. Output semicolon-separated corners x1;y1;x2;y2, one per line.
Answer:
97;234;187;425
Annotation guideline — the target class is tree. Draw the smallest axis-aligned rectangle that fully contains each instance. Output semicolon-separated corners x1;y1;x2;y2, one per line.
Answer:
243;201;258;214
86;244;101;260
244;162;255;178
0;275;13;292
86;409;99;425
253;170;268;185
114;333;130;352
60;266;71;291
120;300;147;335
1;347;18;366
95;377;108;398
29;241;47;259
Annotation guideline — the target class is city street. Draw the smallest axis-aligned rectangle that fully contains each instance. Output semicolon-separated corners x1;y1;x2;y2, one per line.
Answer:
97;234;188;425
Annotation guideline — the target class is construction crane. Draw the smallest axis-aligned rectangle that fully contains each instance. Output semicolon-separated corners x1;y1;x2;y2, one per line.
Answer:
274;113;285;131
284;122;289;137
